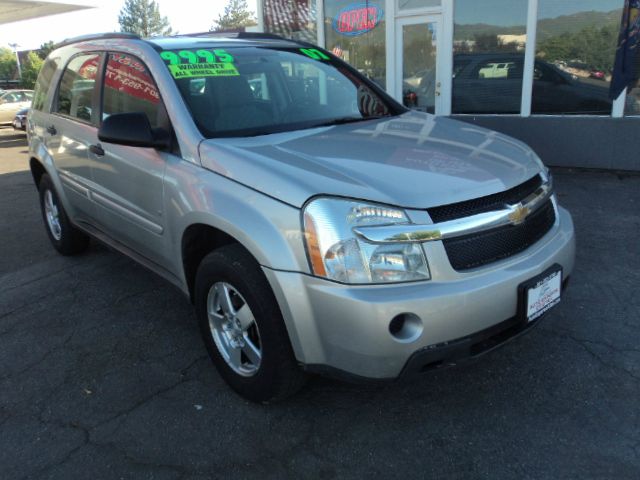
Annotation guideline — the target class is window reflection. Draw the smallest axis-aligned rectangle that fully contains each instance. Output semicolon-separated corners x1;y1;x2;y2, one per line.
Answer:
397;0;441;11
402;22;438;113
625;86;640;115
533;0;622;115
452;0;528;114
324;0;387;89
264;0;317;42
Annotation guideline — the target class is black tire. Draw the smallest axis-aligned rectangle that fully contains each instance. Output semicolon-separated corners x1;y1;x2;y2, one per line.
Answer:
195;244;306;403
38;174;89;256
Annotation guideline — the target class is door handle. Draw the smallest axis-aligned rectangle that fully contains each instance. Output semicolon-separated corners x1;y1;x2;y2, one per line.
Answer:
46;125;57;135
89;144;105;156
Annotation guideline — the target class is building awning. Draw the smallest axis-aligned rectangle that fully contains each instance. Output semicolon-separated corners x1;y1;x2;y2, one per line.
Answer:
0;0;92;25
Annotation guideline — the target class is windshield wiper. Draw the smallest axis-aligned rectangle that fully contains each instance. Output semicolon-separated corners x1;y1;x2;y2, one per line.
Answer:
312;116;387;128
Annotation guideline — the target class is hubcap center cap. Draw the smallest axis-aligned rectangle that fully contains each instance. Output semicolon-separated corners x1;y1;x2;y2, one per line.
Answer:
222;315;244;347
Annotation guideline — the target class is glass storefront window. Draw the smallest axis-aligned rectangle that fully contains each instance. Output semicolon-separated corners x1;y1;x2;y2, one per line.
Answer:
401;21;439;113
452;0;528;114
533;0;621;115
264;0;317;43
397;0;441;11
324;0;387;89
625;86;640;115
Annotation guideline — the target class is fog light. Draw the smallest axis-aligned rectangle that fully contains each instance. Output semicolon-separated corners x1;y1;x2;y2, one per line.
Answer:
389;313;423;343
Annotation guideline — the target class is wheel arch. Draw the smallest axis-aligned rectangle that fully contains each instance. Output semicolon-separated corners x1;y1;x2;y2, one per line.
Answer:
179;220;310;365
181;223;245;303
29;157;47;189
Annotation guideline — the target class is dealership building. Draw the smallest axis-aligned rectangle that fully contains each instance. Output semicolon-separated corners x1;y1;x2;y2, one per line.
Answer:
257;0;639;171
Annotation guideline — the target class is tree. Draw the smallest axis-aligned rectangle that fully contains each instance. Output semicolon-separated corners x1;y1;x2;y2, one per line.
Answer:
0;47;17;80
38;41;56;60
118;0;172;38
21;51;44;89
538;23;619;72
474;34;500;53
211;0;257;32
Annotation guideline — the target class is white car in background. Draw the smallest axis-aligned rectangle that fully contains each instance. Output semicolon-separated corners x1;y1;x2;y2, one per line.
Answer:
0;90;33;124
478;62;515;79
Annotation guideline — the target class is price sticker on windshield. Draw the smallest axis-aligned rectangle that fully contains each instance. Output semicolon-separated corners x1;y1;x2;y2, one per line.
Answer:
168;62;239;79
161;49;238;78
160;49;234;65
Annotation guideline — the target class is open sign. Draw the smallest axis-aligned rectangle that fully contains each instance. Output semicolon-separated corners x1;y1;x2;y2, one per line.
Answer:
333;3;384;37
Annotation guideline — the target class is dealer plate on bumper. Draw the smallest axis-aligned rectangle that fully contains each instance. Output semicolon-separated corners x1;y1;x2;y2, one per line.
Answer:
519;265;563;323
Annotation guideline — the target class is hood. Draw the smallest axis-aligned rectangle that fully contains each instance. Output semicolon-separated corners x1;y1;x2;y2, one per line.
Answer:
199;111;542;209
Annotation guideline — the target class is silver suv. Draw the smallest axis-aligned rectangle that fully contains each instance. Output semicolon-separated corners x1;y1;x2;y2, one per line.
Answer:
28;33;575;402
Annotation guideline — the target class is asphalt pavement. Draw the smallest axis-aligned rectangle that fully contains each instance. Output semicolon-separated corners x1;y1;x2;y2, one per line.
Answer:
1;126;639;479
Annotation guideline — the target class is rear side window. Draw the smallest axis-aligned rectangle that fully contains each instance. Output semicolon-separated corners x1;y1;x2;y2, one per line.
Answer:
55;53;100;122
102;53;163;128
2;92;21;103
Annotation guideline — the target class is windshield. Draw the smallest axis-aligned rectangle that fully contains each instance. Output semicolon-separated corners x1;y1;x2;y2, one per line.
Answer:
160;46;403;138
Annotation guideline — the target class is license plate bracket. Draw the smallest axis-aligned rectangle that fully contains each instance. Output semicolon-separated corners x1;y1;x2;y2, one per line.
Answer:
518;264;563;323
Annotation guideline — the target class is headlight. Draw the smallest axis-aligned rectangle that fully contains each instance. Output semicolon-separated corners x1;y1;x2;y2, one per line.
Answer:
303;198;430;284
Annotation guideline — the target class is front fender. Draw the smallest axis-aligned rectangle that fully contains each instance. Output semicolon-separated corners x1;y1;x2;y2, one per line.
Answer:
163;158;310;283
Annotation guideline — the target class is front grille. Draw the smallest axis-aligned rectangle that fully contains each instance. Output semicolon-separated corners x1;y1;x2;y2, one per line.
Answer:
428;175;543;223
442;199;556;271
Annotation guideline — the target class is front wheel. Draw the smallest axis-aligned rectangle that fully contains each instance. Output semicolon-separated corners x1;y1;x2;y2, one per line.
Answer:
195;244;306;403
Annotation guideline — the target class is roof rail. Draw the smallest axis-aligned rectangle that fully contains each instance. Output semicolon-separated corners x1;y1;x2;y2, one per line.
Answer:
54;32;141;49
181;31;288;41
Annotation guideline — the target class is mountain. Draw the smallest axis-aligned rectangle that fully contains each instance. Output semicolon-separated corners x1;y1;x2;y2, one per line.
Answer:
454;9;622;41
537;9;621;41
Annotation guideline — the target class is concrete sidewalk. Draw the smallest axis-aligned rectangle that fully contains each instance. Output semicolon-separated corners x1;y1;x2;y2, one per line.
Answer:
1;127;638;479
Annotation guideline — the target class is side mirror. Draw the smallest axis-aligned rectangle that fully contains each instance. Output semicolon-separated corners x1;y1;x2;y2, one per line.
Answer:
98;112;170;149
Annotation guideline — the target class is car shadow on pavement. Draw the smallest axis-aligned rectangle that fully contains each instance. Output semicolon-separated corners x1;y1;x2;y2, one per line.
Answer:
0;133;27;149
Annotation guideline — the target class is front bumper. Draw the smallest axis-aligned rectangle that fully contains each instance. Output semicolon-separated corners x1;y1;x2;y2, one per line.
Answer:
264;206;575;380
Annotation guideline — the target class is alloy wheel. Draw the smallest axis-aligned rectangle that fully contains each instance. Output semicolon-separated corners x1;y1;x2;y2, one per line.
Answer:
44;189;62;241
206;282;262;377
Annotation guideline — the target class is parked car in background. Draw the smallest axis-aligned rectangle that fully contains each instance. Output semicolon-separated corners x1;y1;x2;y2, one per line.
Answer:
478;62;515;79
13;107;29;131
589;70;606;81
0;89;33;124
452;54;614;114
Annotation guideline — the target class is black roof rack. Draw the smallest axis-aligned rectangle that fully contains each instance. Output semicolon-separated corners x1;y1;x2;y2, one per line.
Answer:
171;31;288;41
54;32;141;49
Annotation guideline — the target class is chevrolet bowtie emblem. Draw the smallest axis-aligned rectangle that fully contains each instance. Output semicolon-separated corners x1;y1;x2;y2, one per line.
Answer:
508;203;531;225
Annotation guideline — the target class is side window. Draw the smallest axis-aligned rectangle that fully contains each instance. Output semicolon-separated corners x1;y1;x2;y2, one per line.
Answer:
534;63;563;84
102;53;163;128
246;73;270;100
3;93;19;103
453;59;471;78
55;53;100;122
32;58;59;112
475;60;522;80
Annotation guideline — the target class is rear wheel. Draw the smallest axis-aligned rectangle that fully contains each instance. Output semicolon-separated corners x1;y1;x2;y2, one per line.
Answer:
38;174;89;255
195;244;306;403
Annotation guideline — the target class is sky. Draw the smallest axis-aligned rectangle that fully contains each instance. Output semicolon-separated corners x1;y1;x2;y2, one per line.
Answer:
1;0;624;50
455;0;623;26
0;0;258;51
